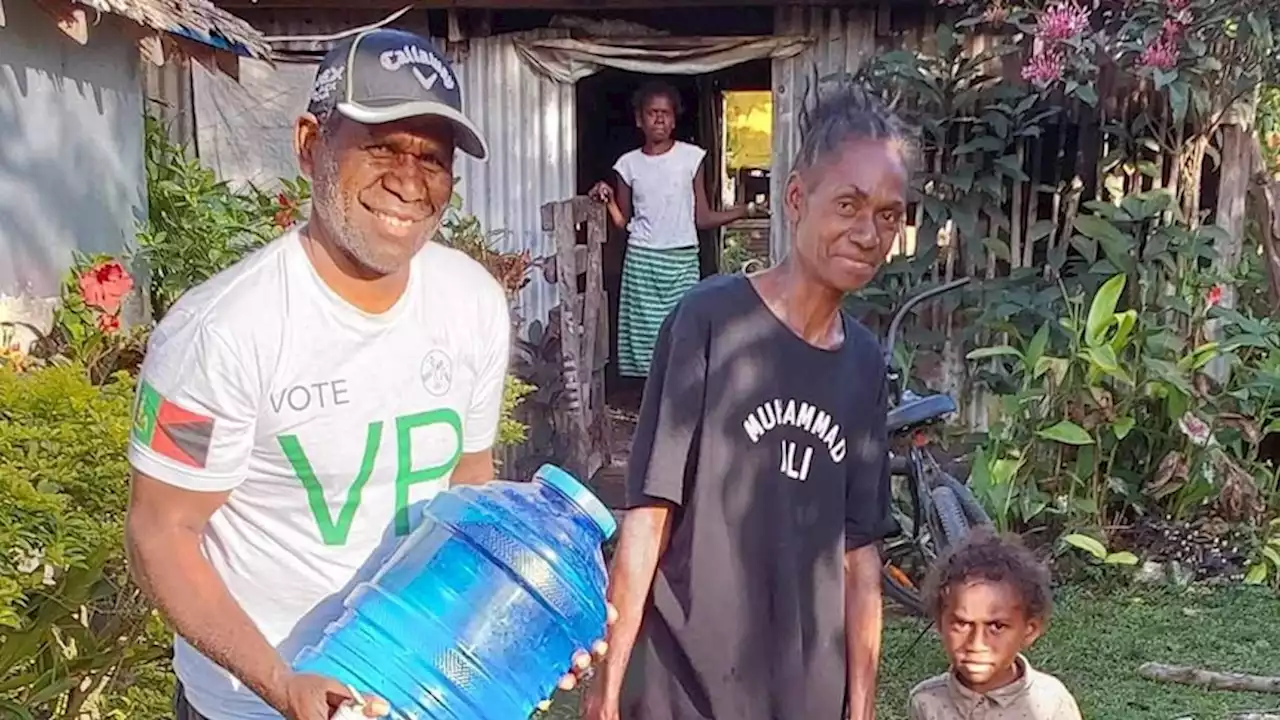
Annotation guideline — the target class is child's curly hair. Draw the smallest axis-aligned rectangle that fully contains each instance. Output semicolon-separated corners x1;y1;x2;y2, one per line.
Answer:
922;529;1054;622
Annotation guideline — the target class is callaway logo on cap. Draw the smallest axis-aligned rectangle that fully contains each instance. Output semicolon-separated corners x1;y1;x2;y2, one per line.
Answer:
307;28;489;160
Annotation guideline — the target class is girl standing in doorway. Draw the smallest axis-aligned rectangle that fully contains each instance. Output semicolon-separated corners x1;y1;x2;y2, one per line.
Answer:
590;80;766;379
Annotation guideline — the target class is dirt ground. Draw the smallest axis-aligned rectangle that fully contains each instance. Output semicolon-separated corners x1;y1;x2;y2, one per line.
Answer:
587;405;637;510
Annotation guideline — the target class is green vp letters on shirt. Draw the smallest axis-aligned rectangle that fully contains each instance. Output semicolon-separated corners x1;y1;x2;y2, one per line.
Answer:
278;409;464;546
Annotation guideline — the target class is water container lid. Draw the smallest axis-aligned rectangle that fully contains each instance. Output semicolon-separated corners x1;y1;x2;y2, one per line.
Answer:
536;464;618;541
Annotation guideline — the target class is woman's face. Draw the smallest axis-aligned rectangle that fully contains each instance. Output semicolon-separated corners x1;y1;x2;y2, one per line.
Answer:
784;137;907;292
636;94;676;144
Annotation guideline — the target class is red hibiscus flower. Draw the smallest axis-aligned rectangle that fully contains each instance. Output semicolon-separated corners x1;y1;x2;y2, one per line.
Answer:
78;260;134;315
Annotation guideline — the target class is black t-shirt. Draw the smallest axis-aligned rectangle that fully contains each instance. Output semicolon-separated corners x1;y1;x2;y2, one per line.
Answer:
620;274;895;720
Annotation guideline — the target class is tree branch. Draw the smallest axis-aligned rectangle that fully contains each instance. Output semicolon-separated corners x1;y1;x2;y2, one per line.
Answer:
1137;663;1280;694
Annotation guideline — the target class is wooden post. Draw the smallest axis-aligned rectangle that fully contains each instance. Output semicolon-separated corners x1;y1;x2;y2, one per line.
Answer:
1207;105;1254;380
540;197;611;483
1247;137;1280;313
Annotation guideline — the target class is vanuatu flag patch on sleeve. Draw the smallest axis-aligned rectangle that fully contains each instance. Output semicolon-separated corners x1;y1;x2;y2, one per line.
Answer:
132;380;215;469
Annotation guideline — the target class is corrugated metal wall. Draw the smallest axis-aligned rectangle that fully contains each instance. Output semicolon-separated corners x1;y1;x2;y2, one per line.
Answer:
454;30;576;331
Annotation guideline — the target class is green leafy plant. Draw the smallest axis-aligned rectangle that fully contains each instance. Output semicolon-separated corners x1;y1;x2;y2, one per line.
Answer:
45;254;148;382
0;365;171;718
499;376;536;449
133;115;309;319
1243;517;1280;587
968;264;1237;529
1061;532;1140;566
720;229;769;274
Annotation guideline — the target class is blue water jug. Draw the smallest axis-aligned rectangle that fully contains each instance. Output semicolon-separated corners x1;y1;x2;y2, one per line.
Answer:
292;464;617;720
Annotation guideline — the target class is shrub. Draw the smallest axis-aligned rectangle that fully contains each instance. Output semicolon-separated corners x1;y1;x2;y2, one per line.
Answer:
0;365;170;718
133;115;308;320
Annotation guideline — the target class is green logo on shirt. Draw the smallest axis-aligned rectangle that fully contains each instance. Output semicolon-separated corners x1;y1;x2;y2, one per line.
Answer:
278;409;463;546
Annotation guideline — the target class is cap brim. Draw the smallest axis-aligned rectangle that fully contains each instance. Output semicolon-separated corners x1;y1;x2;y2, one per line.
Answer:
337;100;489;161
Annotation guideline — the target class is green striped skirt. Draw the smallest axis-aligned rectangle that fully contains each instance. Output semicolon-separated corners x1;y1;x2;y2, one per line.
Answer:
618;244;700;378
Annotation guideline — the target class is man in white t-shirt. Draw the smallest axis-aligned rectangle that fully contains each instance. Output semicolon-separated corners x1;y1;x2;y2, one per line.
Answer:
125;29;605;720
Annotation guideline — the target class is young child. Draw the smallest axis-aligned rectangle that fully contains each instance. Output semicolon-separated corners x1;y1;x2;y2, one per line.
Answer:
589;80;763;380
909;529;1084;720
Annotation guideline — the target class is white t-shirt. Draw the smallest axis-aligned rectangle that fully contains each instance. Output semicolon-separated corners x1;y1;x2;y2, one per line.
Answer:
127;229;510;719
613;140;707;250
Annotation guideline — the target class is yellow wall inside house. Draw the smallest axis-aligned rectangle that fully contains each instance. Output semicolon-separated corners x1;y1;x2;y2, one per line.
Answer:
724;91;772;170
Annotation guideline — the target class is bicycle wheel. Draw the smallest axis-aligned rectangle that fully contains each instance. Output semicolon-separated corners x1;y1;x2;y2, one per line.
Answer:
881;564;927;617
937;472;992;528
930;485;972;550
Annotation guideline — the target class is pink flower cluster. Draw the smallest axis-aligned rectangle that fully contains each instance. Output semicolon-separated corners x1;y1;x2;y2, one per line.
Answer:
1021;2;1089;87
1139;38;1179;70
1021;50;1065;84
1036;2;1091;42
1138;9;1187;71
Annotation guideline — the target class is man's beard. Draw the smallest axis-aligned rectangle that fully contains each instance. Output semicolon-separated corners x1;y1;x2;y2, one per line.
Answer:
311;152;437;276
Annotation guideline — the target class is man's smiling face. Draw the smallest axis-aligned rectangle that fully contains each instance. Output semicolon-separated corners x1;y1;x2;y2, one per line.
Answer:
306;114;456;275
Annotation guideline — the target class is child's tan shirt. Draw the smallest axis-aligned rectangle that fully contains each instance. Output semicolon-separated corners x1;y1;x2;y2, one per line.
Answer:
907;655;1083;720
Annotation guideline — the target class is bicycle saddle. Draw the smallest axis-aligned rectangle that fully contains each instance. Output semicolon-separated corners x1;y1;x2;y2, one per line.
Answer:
887;390;957;434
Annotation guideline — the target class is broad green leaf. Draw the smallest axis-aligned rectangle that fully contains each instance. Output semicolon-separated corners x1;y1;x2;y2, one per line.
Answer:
1062;533;1107;560
983;237;1013;261
1035;356;1069;384
992;457;1022;485
1110;309;1137;353
1038;420;1094;445
1086;345;1134;385
1084;345;1121;374
1264;546;1280;568
1086;274;1127;346
1074;84;1099;107
1177;342;1220;371
1247;11;1273;47
1244;563;1268;585
1069;234;1099;264
0;699;35;720
1170;80;1189;125
967;346;1022;361
1105;551;1139;566
1027;220;1056;243
1074;215;1129;246
937;24;956;57
1025;322;1051;373
1112;416;1135;440
995;154;1030;181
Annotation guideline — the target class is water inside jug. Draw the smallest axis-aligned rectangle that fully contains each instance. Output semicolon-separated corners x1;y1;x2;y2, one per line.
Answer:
293;464;617;720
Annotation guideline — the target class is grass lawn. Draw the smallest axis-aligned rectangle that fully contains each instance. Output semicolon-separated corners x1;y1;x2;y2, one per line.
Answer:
542;584;1279;719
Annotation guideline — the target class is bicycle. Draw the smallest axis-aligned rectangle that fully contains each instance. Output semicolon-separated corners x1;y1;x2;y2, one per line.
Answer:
875;277;992;617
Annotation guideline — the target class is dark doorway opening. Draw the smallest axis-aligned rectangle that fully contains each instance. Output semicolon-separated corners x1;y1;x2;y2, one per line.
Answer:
575;59;771;411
